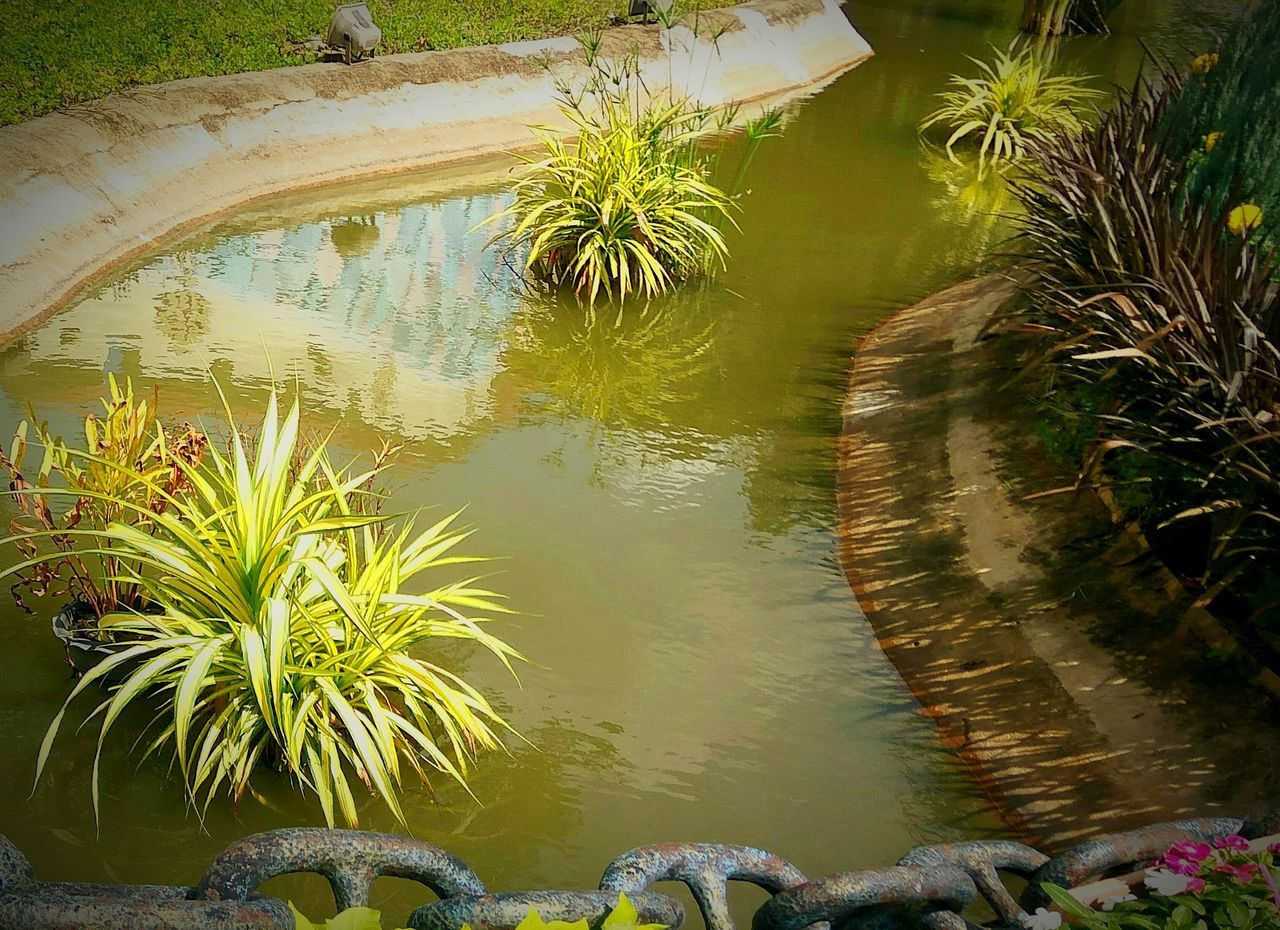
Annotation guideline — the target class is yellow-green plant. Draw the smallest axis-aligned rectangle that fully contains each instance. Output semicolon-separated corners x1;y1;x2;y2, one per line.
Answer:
0;375;206;620
494;894;668;930
920;44;1102;165
9;386;520;827
291;903;407;930
483;45;780;307
290;892;666;930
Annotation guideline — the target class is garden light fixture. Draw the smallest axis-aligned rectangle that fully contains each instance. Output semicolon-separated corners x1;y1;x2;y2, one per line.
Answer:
628;0;674;23
328;2;381;63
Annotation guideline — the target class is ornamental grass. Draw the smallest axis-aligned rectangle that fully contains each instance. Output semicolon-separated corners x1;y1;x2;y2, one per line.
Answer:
483;42;780;308
3;385;520;827
1006;27;1280;657
920;43;1102;166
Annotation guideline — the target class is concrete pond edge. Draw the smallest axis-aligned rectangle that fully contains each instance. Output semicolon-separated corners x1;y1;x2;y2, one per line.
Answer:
0;0;871;344
836;274;1280;849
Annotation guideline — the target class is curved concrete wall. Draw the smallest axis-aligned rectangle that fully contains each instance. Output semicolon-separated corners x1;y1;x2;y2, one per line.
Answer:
0;0;870;342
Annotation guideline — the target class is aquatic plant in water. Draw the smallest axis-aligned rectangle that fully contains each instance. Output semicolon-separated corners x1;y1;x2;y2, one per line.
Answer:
920;43;1101;165
482;30;780;307
12;384;520;828
0;375;207;620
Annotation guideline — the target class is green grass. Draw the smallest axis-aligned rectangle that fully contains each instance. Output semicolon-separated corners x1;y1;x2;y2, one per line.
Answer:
0;0;727;127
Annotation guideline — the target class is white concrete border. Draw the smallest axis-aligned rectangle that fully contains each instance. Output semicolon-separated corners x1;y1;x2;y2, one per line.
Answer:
0;0;871;342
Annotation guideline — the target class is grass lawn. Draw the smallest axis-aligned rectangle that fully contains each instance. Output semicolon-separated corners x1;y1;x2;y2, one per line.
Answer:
0;0;728;127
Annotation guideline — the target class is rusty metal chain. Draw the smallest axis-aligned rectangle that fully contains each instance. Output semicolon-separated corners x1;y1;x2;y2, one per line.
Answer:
196;828;486;912
600;843;809;930
896;841;1047;927
0;832;294;929
0;809;1275;930
750;864;978;930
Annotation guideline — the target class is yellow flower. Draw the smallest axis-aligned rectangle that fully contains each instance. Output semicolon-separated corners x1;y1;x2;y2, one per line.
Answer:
1227;203;1263;236
1191;52;1219;74
1204;131;1223;153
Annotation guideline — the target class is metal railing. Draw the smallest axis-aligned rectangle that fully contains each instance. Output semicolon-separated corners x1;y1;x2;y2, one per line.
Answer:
1;808;1276;930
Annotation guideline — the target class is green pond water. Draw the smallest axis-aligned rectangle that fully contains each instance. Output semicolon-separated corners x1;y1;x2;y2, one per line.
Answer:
0;0;1245;923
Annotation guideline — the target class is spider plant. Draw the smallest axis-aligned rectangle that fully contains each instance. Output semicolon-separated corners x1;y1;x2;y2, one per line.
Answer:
6;386;520;827
920;43;1102;166
482;42;781;308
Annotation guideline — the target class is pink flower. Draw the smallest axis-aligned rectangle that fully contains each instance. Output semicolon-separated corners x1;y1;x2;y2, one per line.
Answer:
1164;857;1201;876
1169;841;1212;862
1215;863;1260;883
1185;877;1205;894
1214;835;1250;852
1268;843;1280;855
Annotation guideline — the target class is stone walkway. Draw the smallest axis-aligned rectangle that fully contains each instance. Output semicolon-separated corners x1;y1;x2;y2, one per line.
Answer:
837;275;1279;849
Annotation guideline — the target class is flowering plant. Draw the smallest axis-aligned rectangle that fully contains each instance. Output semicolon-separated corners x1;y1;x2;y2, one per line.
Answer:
1037;836;1280;930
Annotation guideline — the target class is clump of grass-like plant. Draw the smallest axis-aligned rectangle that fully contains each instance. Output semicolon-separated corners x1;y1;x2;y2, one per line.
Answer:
4;385;520;827
483;43;780;308
920;43;1101;166
1006;56;1280;656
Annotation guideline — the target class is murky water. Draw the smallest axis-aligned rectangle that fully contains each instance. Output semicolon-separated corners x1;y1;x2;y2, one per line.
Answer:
0;0;1243;923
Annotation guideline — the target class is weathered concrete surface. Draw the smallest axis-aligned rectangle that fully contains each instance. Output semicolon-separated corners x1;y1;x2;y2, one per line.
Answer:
0;0;870;344
838;276;1280;849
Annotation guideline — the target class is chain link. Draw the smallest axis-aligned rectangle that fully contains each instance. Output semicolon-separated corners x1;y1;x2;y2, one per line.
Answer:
0;809;1274;930
196;828;486;912
600;843;809;930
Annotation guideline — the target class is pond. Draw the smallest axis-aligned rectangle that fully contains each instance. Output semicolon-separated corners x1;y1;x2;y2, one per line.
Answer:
0;0;1245;923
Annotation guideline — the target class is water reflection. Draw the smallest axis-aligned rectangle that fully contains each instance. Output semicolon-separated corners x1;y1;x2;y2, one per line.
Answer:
921;146;1017;261
1;189;520;446
154;287;212;349
504;299;719;433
